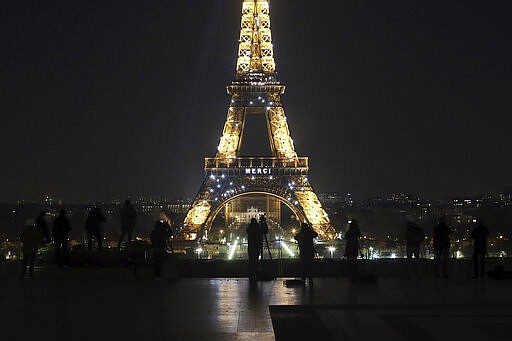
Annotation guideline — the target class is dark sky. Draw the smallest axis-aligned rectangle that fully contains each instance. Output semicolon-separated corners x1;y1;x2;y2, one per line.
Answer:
1;0;511;203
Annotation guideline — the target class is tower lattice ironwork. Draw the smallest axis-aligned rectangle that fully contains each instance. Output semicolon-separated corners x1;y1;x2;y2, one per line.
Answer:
181;0;336;240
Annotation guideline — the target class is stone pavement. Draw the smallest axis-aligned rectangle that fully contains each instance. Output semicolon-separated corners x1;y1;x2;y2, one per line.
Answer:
1;271;512;340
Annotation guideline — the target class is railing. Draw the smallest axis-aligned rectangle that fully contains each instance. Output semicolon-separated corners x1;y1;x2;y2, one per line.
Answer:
204;157;308;169
227;84;285;95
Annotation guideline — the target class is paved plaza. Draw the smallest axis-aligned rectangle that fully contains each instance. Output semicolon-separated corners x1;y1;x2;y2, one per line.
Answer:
2;268;512;340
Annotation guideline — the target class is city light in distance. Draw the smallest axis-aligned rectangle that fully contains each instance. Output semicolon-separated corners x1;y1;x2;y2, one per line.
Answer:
280;241;295;257
228;240;238;260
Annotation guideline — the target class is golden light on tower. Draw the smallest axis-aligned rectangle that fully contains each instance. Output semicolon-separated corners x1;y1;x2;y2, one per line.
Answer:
182;0;336;240
184;200;211;226
236;1;275;76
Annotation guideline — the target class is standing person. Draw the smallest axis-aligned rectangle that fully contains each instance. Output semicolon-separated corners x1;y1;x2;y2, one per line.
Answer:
405;221;425;279
20;219;44;279
294;223;318;284
85;207;106;250
471;218;489;279
150;220;170;279
161;215;174;253
433;216;453;278
36;211;51;243
117;199;137;248
52;209;71;266
344;219;362;276
345;220;362;260
246;218;263;281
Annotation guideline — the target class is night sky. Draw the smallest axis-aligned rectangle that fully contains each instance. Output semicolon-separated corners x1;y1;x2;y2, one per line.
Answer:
2;0;511;203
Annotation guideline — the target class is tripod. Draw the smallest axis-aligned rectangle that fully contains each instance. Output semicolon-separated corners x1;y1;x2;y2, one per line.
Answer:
259;215;272;260
263;232;272;260
256;215;276;281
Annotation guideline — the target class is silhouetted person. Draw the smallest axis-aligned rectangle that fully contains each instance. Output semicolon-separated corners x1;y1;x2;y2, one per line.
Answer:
247;217;264;281
405;221;425;279
117;199;137;248
52;209;71;266
162;217;174;253
85;207;106;250
433;216;453;278
345;220;362;260
151;220;170;279
471;218;489;279
345;219;362;277
294;222;318;283
36;211;51;243
20;219;44;279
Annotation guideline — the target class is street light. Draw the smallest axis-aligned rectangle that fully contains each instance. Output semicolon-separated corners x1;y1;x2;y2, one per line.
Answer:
195;247;203;259
328;246;336;259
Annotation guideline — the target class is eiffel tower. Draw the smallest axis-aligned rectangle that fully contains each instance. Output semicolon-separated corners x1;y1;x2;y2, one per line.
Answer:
181;0;336;240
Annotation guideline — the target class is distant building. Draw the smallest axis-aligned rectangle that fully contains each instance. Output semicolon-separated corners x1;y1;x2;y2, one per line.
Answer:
229;206;265;224
318;192;353;208
388;193;421;206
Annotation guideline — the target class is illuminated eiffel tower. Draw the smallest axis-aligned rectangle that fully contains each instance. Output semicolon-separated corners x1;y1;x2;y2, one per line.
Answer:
181;0;336;240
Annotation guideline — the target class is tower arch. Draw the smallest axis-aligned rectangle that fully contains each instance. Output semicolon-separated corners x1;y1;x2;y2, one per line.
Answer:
203;190;307;236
